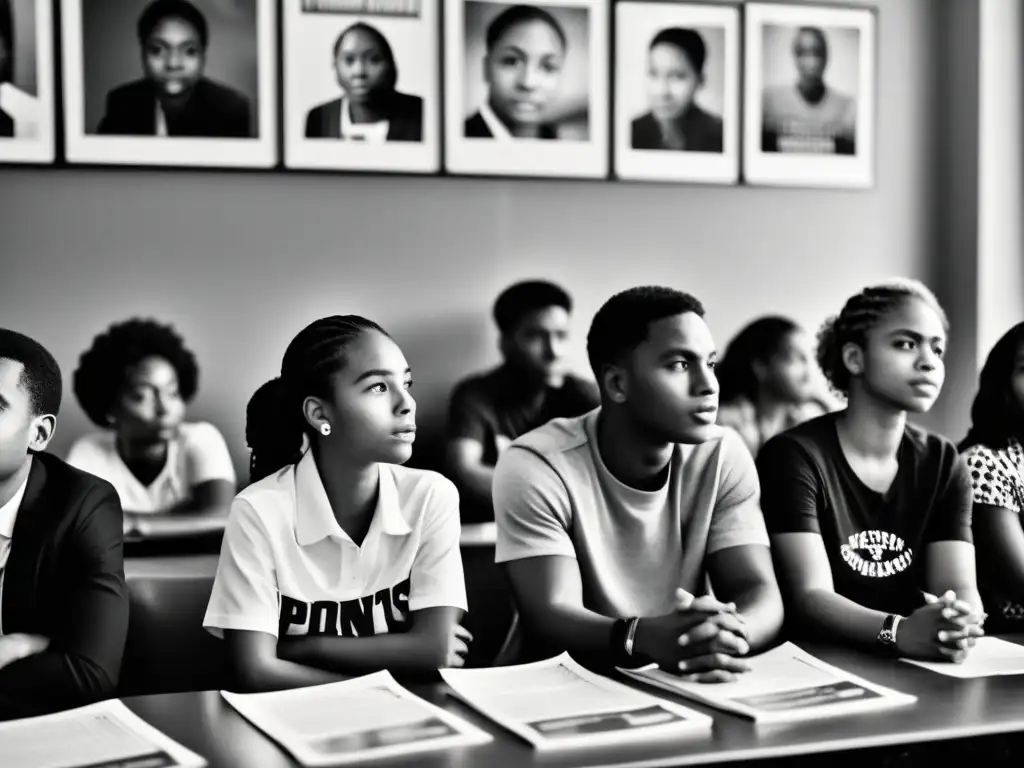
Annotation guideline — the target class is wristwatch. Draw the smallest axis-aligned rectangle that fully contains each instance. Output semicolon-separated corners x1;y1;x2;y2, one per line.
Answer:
611;617;641;663
877;614;902;652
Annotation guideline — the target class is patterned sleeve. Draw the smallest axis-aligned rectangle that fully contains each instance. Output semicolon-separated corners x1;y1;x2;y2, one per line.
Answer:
964;445;1020;513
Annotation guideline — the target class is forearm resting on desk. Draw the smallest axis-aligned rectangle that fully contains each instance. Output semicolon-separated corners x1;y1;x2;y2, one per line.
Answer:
731;582;785;652
223;631;345;693
790;588;889;647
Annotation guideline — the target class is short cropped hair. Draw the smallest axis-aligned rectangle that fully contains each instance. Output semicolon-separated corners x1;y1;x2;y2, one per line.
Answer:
73;318;199;427
587;286;705;380
138;0;209;49
493;280;572;335
0;328;63;416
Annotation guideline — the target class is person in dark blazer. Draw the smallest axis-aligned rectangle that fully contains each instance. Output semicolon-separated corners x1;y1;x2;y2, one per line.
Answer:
464;5;566;140
95;0;251;138
305;22;422;142
0;329;128;721
631;27;723;153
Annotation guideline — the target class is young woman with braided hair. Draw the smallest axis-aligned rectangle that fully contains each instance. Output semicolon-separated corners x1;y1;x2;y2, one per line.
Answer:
755;279;985;661
203;316;471;692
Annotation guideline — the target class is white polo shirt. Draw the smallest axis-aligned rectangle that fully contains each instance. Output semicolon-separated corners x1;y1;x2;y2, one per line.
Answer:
203;449;467;639
0;474;29;636
66;422;237;514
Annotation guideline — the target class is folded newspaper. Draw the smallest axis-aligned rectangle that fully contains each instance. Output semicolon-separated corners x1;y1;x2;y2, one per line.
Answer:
0;698;206;768
220;669;491;766
441;652;713;750
619;641;916;724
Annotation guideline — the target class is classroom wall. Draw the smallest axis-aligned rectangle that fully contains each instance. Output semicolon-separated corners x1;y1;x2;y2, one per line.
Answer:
0;0;971;480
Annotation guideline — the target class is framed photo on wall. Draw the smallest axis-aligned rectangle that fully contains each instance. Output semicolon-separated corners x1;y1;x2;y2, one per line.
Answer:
444;0;609;179
743;3;876;188
283;0;440;174
60;0;277;168
613;1;739;185
0;0;56;163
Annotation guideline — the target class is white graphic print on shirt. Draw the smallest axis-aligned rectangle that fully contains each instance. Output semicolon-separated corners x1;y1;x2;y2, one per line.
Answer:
840;530;913;578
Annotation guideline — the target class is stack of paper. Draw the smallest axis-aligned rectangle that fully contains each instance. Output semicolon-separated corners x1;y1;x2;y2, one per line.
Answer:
220;670;491;765
901;636;1024;678
0;699;205;768
441;652;713;750
619;642;917;724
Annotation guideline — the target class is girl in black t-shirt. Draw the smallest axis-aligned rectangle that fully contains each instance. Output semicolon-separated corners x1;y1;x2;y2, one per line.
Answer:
757;279;985;661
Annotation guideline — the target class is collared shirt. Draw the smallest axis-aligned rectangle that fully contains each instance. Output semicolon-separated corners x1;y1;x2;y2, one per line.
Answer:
479;99;513;140
66;422;236;514
0;474;30;636
339;96;389;142
204;449;466;639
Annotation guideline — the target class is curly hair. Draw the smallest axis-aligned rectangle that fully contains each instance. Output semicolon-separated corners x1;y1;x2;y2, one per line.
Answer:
960;322;1024;452
73;318;199;427
816;278;947;397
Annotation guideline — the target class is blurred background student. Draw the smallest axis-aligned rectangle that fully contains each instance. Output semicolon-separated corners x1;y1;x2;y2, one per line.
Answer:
305;22;422;142
960;322;1024;632
631;27;722;152
716;316;832;456
96;0;251;137
66;318;236;540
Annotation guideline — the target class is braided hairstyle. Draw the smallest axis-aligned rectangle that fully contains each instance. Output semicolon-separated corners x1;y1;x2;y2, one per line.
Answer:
817;279;948;398
716;316;801;404
959;322;1024;452
246;316;389;483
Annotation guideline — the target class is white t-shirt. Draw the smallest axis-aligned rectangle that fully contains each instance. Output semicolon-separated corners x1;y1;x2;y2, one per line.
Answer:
203;450;467;640
0;473;29;636
65;422;237;514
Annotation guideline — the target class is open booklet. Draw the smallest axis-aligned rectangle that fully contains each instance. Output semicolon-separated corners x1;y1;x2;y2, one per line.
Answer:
220;670;491;766
619;641;916;724
901;636;1024;678
440;652;713;751
0;698;205;768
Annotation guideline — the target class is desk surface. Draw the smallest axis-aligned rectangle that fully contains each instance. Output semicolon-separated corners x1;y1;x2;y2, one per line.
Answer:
122;639;1024;768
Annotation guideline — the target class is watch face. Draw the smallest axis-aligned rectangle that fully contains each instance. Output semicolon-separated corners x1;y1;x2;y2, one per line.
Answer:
879;629;896;646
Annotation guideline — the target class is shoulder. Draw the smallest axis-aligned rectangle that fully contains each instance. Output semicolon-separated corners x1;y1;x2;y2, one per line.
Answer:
962;442;1000;466
759;413;834;465
391;91;423;116
106;79;149;104
178;420;228;447
632;112;656;134
235;465;297;524
67;430;116;458
33;452;121;519
513;413;590;459
465;113;490;137
308;98;340;118
199;79;250;111
693;105;723;129
389;464;457;503
903;424;964;480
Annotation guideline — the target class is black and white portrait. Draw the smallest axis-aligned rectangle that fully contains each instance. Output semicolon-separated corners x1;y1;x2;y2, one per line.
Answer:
0;0;55;163
444;0;608;178
744;3;875;188
61;0;276;167
614;1;738;184
283;0;439;173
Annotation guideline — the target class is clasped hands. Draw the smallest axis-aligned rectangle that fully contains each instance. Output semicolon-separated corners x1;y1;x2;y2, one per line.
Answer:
633;588;750;684
897;590;985;663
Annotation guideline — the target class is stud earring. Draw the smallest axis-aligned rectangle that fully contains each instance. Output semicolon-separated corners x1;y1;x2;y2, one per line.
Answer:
320;423;332;436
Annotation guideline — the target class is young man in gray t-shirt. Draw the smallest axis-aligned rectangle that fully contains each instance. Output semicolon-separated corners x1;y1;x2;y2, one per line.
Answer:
494;286;784;681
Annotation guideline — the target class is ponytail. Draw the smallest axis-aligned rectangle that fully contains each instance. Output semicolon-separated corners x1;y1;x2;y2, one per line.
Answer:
246;377;305;483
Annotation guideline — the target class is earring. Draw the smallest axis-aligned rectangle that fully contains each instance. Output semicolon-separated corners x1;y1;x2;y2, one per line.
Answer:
320;423;332;436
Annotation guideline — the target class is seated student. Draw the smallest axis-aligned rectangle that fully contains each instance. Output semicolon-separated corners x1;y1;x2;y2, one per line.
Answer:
757;279;984;661
0;329;128;720
960;322;1024;632
716;316;834;457
494;286;784;678
447;280;599;523
66;318;236;539
203;316;470;692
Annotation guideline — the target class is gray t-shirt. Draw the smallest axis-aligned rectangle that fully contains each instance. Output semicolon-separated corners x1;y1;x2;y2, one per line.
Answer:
494;409;770;622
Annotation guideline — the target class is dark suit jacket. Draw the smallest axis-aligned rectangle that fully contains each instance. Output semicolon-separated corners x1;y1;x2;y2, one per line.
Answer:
305;91;423;142
96;77;252;138
0;107;12;137
631;106;723;152
464;111;557;140
0;452;129;721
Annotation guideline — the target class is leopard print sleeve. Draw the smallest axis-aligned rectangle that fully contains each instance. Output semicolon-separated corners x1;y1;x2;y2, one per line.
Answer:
964;445;1021;513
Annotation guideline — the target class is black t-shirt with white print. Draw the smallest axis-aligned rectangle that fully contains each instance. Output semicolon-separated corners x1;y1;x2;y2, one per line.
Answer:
757;413;973;619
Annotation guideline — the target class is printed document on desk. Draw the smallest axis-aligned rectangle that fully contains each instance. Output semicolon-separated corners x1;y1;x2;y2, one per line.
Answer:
0;698;205;768
220;670;491;766
440;652;712;750
901;636;1024;678
619;642;916;724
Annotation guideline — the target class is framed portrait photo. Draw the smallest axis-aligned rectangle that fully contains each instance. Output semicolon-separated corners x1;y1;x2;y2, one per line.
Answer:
613;1;739;185
444;0;609;179
0;0;56;164
283;0;440;174
60;0;277;168
743;3;876;188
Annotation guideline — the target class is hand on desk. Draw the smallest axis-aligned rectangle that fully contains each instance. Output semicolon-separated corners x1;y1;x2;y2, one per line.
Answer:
446;624;473;669
635;589;751;684
898;591;985;662
0;633;49;670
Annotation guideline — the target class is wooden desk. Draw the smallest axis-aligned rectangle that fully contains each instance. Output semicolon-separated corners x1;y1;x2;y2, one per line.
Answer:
121;640;1024;768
